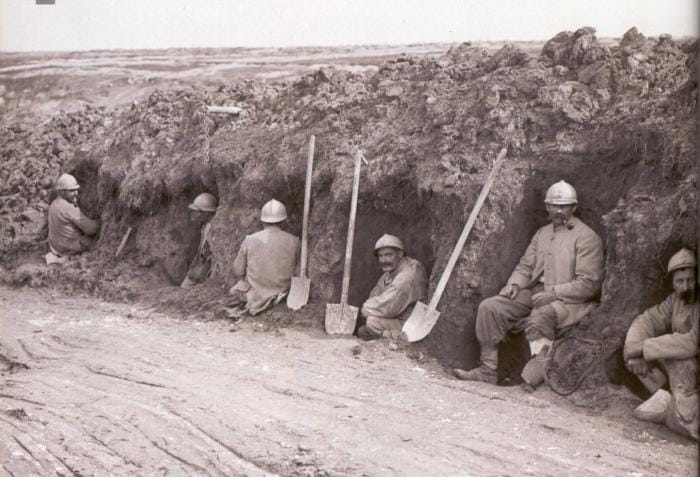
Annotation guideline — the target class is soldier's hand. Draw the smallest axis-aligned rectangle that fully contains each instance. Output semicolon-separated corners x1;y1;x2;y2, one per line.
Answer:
532;290;558;308
626;357;649;377
499;283;520;300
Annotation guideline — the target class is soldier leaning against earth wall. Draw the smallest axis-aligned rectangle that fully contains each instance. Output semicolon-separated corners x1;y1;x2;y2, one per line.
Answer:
46;173;100;264
454;180;605;391
624;248;699;440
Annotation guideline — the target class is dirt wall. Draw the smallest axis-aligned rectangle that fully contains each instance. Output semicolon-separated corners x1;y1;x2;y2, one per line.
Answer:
1;27;697;386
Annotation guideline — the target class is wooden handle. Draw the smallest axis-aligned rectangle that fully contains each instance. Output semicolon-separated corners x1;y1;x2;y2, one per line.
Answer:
206;106;242;115
428;148;507;309
115;226;132;257
299;135;315;278
340;151;363;305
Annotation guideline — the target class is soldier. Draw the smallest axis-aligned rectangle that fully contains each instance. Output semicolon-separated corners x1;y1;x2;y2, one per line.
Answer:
454;180;604;389
181;193;218;288
624;248;698;440
47;173;99;258
357;234;428;340
226;199;299;317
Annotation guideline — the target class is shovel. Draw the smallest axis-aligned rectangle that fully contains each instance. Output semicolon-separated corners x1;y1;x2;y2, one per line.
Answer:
402;147;508;342
325;150;363;335
288;135;316;310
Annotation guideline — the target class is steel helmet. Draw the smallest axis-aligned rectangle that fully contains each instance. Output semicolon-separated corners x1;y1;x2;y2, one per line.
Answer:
667;248;696;274
188;192;218;212
260;199;288;223
544;180;578;205
55;173;80;190
374;234;405;255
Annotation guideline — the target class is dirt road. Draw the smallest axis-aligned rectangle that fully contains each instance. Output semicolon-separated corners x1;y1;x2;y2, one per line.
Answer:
0;286;696;476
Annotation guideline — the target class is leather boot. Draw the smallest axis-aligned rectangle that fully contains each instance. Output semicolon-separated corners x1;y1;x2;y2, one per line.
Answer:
357;325;381;341
453;347;498;384
521;343;551;392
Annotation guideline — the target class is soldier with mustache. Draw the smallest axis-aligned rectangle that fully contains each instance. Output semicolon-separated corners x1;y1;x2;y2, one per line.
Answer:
624;248;698;440
454;180;605;390
357;234;428;340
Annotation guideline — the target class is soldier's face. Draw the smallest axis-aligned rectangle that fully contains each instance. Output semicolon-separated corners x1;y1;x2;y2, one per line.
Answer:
191;210;212;225
673;268;696;303
546;203;576;226
377;247;403;274
61;189;79;205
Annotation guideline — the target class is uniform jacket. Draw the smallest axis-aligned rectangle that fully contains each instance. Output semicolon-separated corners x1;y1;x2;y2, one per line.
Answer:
182;221;213;287
507;216;604;327
48;197;99;255
624;293;699;362
361;256;428;320
231;226;299;314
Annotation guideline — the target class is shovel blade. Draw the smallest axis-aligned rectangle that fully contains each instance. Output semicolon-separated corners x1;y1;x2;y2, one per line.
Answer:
287;277;310;310
402;301;441;342
324;303;358;335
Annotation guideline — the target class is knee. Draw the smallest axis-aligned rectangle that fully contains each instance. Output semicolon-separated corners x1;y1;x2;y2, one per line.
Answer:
525;307;557;341
477;296;500;319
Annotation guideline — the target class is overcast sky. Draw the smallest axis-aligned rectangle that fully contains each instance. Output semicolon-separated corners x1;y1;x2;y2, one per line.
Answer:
0;0;697;52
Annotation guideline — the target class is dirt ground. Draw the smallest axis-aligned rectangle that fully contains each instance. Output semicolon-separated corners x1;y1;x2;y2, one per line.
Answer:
1;285;697;476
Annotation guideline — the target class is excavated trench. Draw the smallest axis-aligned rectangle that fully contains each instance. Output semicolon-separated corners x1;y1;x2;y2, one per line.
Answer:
2;28;696;395
61;125;680;383
47;96;693;389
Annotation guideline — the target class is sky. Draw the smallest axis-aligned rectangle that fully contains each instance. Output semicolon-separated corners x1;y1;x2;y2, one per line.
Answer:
0;0;697;52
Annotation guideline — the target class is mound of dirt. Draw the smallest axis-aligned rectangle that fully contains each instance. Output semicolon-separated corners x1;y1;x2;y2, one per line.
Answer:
1;27;697;392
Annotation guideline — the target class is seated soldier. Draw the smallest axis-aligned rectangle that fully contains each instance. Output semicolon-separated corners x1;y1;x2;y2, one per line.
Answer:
624;248;698;440
48;173;99;259
357;234;428;340
225;199;299;317
453;180;604;388
181;193;218;288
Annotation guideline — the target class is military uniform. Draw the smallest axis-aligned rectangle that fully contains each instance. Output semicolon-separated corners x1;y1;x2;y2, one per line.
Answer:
476;216;604;346
625;293;699;440
48;196;99;255
361;256;428;335
230;227;299;315
181;222;213;287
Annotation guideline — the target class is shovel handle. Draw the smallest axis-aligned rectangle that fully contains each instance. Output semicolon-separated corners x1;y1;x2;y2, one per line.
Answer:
428;147;507;309
115;226;132;257
299;135;315;278
340;151;362;305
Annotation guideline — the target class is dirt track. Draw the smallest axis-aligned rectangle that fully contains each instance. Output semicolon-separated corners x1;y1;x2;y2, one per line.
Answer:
0;286;696;476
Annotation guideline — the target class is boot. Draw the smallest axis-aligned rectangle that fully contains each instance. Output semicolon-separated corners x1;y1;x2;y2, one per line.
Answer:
453;347;498;384
453;366;497;384
357;325;381;341
521;341;551;392
634;389;672;424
